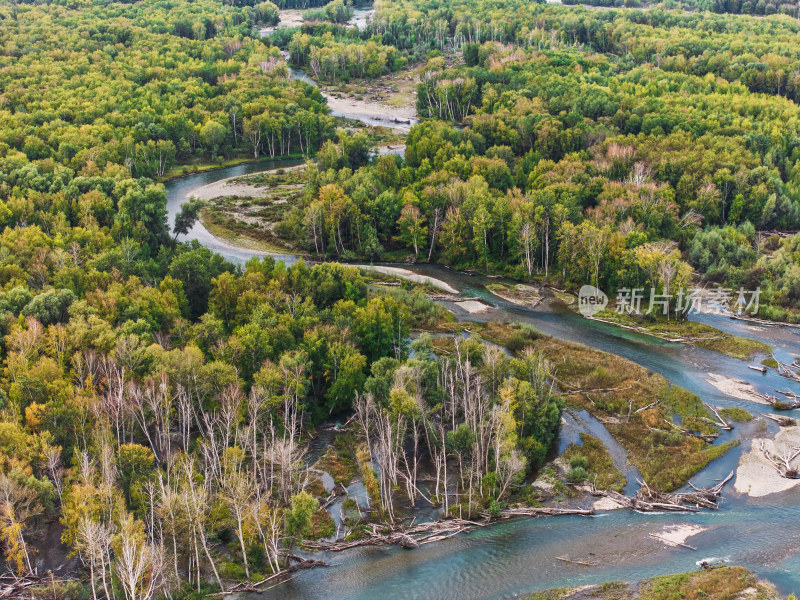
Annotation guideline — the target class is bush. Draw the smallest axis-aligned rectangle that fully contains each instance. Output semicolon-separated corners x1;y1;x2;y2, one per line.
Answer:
488;499;504;517
566;466;588;484
569;455;588;469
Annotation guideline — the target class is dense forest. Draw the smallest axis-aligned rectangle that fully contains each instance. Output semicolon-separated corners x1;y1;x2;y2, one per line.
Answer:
273;1;800;322
0;0;798;596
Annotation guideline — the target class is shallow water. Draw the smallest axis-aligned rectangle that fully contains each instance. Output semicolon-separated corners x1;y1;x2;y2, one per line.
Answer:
165;163;800;600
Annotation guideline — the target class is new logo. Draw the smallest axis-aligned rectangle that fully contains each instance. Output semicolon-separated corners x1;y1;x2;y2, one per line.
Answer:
578;285;608;317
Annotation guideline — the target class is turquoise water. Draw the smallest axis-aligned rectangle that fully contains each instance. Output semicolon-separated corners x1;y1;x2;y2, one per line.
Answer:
165;164;800;600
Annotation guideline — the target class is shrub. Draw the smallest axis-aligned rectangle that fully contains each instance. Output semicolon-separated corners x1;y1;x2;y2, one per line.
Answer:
566;466;588;484
569;455;589;469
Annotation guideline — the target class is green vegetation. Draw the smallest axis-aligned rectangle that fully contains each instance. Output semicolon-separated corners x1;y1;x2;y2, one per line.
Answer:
523;567;779;600
269;1;800;323
720;407;753;422
563;434;626;492
589;309;772;359
0;0;792;592
534;336;732;491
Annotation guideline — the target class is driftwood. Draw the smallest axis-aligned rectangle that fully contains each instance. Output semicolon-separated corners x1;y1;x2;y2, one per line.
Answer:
556;555;598;566
662;418;718;443
0;574;76;600
730;314;800;329
491;506;595;519
590;472;732;513
304;518;483;552
371;281;401;287
427;294;482;302
748;365;767;373
759;440;800;479
763;413;797;427
321;482;348;509
703;403;733;431
777;362;800;384
211;555;328;596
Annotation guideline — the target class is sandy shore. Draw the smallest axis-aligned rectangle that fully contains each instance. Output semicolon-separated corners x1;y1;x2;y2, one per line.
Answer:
734;428;800;497
593;497;625;511
188;165;305;201
651;524;708;547
325;94;418;132
455;300;490;314
705;374;770;405
487;284;543;309
260;9;304;35
361;266;459;294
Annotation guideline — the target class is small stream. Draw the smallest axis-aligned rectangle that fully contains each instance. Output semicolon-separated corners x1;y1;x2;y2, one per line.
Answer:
164;145;800;600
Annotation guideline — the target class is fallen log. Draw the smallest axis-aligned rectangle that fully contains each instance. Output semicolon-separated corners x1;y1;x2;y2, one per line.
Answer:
492;506;595;519
590;472;732;513
556;555;597;566
649;533;697;551
427;294;482;302
777;362;800;383
703;403;733;431
304;518;481;552
763;413;796;427
748;365;767;373
759;440;800;479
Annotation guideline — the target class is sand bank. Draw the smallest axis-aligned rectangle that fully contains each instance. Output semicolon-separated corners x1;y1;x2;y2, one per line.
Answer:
188;165;305;202
651;524;708;547
734;428;800;497
706;374;771;405
361;266;458;294
455;300;490;314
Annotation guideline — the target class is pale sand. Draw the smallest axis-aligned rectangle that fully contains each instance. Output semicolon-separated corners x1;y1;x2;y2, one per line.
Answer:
361;266;458;294
188;165;305;201
706;373;770;405
325;95;418;132
652;524;708;546
593;497;625;511
487;285;543;310
260;9;304;35
455;300;490;314
734;428;800;497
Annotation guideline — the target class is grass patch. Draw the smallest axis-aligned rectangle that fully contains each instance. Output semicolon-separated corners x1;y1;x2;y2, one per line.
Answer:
762;357;779;368
719;407;753;422
562;434;626;493
475;321;542;354
590;310;771;360
523;567;777;600
201;207;302;254
309;508;335;540
638;567;768;600
315;431;359;486
306;476;328;498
